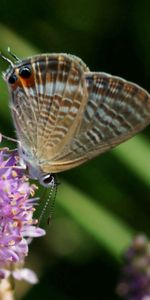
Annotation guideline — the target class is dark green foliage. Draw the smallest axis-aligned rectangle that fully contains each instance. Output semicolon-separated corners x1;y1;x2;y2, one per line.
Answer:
0;1;149;298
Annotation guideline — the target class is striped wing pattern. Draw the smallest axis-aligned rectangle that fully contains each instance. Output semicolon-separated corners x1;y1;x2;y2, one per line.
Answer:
5;54;150;174
43;72;150;172
31;55;88;160
9;54;89;160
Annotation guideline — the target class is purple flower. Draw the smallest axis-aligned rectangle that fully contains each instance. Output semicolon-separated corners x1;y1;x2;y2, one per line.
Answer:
0;143;45;284
117;235;150;300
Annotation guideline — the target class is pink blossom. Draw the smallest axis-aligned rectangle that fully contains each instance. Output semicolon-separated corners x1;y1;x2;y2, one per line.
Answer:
0;145;45;283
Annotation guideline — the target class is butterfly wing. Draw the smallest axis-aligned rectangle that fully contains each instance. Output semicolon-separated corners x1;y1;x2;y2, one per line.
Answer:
7;56;150;174
8;54;89;159
42;72;150;173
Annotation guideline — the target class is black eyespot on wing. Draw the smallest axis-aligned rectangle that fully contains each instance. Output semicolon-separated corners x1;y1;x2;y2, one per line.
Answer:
8;74;18;84
19;65;31;78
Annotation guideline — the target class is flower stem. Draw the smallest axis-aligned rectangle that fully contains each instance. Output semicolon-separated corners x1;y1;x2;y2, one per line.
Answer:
0;279;15;300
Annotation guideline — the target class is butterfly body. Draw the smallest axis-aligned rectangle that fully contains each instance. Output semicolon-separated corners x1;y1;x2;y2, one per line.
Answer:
3;53;150;186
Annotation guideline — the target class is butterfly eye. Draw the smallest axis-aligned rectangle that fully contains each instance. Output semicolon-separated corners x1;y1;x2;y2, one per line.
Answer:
40;173;55;187
8;74;18;84
19;65;31;78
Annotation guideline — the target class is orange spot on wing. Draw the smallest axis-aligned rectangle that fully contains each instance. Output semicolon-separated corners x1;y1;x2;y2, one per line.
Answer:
11;73;35;90
19;73;35;88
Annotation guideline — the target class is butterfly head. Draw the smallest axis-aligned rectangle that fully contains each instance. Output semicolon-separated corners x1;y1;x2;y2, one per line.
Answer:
19;146;55;188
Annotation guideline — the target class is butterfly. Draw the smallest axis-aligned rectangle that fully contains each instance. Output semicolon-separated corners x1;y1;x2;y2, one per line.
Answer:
1;51;150;187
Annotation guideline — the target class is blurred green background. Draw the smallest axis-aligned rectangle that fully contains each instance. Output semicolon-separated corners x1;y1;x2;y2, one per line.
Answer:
0;0;150;299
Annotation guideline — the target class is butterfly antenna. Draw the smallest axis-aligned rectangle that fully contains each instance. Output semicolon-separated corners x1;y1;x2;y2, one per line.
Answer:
38;175;57;225
7;47;21;62
47;175;59;225
0;52;14;67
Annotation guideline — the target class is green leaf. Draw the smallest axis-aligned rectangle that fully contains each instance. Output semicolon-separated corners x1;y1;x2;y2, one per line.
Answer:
114;135;150;187
58;181;133;260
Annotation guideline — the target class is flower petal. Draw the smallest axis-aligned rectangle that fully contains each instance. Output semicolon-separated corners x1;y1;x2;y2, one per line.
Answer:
13;268;38;284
